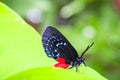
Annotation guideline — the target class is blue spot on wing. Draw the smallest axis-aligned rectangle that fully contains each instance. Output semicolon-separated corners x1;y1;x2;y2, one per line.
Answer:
44;35;65;59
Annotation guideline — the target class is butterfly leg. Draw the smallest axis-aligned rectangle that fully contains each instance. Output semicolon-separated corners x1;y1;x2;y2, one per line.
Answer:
75;65;78;72
68;62;74;69
68;66;74;69
83;61;87;66
68;65;78;72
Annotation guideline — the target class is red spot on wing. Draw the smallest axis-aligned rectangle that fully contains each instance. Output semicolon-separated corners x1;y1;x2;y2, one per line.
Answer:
57;57;66;63
54;58;70;69
54;63;70;69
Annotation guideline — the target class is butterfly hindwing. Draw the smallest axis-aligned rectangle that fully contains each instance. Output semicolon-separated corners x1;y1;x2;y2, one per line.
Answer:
42;26;78;64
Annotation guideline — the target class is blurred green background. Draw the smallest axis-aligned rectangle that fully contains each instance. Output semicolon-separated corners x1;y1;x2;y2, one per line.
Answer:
1;0;120;80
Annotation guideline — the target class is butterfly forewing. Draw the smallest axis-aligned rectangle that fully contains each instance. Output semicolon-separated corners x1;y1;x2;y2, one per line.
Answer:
42;26;78;64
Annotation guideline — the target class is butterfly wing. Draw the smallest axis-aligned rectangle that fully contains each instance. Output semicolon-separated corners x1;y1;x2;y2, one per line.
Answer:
42;26;78;64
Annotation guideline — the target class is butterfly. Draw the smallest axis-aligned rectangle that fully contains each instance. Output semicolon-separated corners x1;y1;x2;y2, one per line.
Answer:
42;26;94;72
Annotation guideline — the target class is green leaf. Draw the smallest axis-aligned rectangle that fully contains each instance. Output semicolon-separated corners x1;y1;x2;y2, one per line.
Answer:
5;65;107;80
0;2;55;79
0;2;107;80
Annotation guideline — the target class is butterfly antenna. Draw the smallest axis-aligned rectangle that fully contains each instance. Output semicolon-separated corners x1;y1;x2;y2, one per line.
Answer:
80;42;94;57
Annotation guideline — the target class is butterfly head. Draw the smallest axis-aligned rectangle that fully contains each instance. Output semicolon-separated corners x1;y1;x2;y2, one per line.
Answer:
75;57;85;65
76;57;85;65
70;57;85;67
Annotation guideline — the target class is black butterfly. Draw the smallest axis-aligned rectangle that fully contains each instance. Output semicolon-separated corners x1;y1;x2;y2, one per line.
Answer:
42;26;94;72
